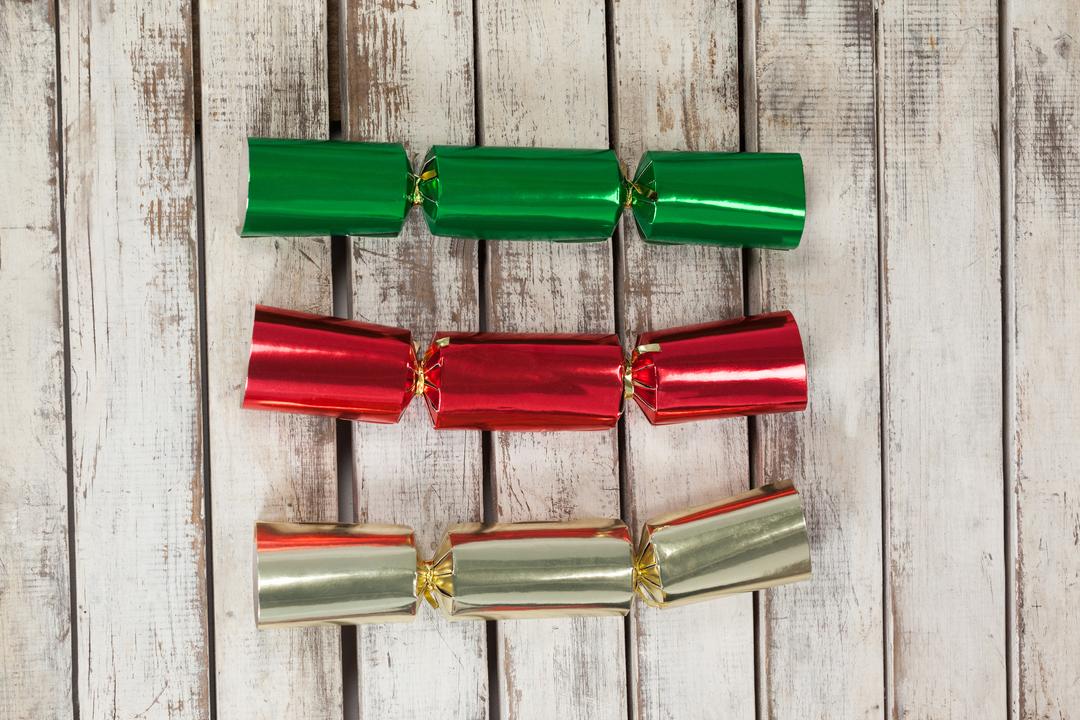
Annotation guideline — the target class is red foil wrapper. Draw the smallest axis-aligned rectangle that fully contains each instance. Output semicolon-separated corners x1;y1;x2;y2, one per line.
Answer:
629;310;807;424
243;305;414;423
243;306;807;431
421;332;623;430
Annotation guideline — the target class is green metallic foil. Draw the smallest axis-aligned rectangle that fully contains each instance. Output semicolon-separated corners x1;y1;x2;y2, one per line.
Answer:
418;145;624;241
629;151;805;249
240;138;411;237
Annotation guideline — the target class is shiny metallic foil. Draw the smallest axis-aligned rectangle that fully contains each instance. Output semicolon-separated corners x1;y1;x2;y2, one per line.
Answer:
635;482;811;608
240;138;411;237
418;145;623;241
251;483;811;627
255;522;419;627
426;520;635;620
242;306;808;430
629;151;805;249
238;139;805;248
630;311;807;424
243;305;415;423
421;332;624;430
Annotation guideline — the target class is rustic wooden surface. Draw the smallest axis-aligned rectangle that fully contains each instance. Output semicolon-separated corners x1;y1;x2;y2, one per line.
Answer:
3;1;1080;718
611;1;755;718
341;0;487;717
477;2;626;718
750;1;884;718
200;0;341;717
879;2;1006;717
1007;2;1080;717
57;0;210;717
0;2;71;717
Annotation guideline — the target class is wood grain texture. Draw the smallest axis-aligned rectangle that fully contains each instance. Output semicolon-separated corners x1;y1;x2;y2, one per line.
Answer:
341;1;487;716
57;0;209;716
0;2;72;717
199;1;341;716
879;2;1005;717
475;1;625;718
750;1;883;717
609;2;753;718
1007;4;1080;717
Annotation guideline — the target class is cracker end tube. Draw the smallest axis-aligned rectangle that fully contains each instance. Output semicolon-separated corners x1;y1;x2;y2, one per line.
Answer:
243;305;415;423
628;151;806;249
635;481;811;608
239;137;412;237
254;521;419;627
630;310;808;424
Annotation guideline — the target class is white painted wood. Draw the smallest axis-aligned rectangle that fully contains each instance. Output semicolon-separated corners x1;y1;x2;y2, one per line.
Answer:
57;0;209;716
879;3;1006;717
610;2;754;718
475;1;625;718
340;1;487;716
9;2;1077;716
750;1;884;717
1007;4;1080;717
0;2;72;717
199;1;342;716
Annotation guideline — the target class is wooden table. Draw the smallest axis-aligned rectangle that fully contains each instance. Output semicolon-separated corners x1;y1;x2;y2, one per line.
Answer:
2;1;1076;718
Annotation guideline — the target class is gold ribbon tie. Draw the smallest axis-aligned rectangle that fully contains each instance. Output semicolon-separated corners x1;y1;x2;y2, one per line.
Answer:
412;337;451;397
621;164;657;208
632;541;662;604
416;548;454;609
409;166;438;206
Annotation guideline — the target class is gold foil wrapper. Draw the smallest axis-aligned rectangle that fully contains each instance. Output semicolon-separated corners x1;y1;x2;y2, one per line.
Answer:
426;520;635;620
251;482;811;627
255;521;419;627
635;482;811;608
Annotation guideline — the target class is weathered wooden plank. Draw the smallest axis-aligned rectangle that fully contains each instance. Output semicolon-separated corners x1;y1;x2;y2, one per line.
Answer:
750;1;883;718
879;2;1005;716
340;1;487;716
1007;4;1080;717
0;2;72;717
328;0;340;125
57;0;209;716
199;1;341;716
609;1;753;718
475;1;625;718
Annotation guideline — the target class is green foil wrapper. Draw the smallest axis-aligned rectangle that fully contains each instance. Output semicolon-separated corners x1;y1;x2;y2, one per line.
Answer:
629;151;805;249
418;145;624;241
239;138;805;247
240;138;411;237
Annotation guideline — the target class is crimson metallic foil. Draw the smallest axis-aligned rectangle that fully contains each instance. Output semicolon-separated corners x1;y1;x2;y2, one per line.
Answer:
243;305;808;431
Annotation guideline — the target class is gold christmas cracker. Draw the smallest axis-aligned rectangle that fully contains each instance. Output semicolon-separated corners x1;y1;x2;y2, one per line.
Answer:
254;482;811;628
